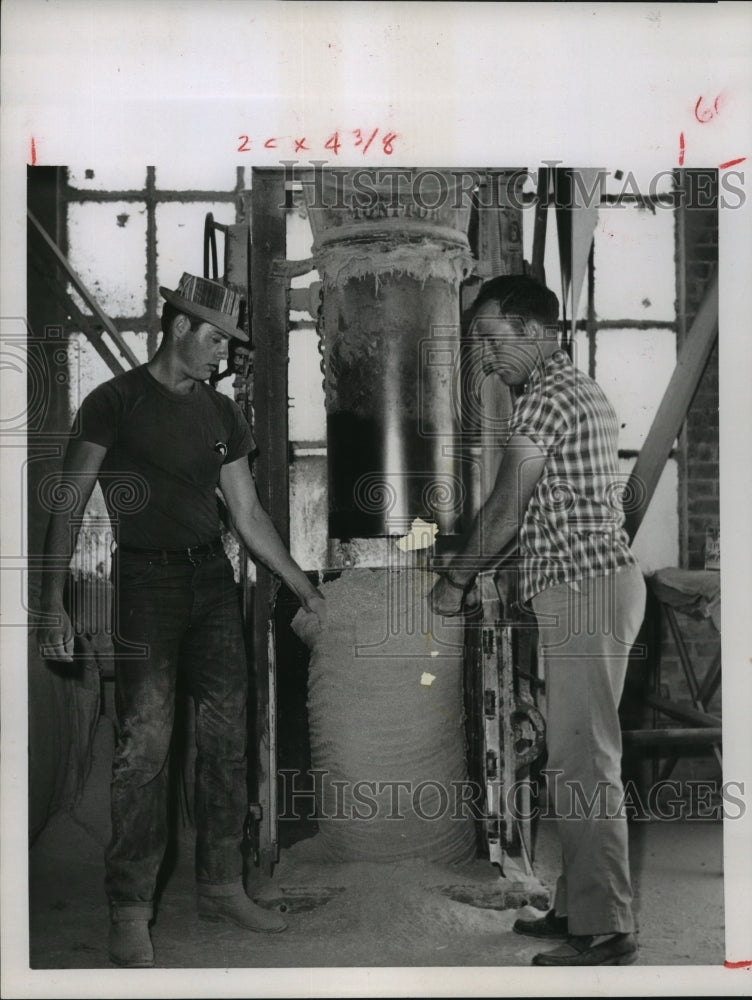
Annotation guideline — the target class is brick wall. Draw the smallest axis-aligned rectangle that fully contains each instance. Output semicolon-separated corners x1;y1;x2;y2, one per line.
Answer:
651;173;721;785
683;186;720;569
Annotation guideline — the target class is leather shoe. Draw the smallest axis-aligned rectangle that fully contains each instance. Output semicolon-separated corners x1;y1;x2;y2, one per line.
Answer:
108;919;154;968
532;932;638;966
513;908;568;939
198;889;287;933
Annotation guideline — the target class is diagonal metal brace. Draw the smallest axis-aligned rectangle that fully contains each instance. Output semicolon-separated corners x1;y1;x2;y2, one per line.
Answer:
27;209;141;371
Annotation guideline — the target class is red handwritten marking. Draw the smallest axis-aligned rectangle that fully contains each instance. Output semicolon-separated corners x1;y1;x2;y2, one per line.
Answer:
719;156;746;169
695;95;716;124
695;93;726;125
680;95;743;169
724;959;752;969
30;136;37;166
236;131;399;155
324;132;341;155
361;128;379;155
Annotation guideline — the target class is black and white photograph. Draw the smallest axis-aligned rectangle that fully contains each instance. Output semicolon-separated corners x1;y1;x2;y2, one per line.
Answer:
2;3;751;998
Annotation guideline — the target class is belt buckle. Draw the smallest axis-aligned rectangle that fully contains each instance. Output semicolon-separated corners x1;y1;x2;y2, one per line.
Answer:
187;544;202;566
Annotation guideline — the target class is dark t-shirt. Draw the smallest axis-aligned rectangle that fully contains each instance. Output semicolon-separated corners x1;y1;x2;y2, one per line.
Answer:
77;365;255;549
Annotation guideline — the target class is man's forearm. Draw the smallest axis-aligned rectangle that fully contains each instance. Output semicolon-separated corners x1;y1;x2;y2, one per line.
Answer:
39;440;107;609
39;511;81;607
443;434;547;586
235;506;317;601
445;506;520;585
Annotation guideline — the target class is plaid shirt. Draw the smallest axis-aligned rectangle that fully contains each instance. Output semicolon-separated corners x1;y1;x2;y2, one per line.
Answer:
509;350;637;602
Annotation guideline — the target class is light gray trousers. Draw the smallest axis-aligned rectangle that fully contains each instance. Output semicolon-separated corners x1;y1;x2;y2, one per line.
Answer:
531;564;646;935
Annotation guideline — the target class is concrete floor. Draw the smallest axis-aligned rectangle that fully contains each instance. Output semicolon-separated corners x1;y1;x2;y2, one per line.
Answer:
18;715;728;996
26;800;725;973
28;813;726;971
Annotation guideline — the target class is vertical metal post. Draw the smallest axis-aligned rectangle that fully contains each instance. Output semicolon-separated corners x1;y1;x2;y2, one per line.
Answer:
530;167;549;285
249;169;289;875
145;166;159;359
674;175;690;568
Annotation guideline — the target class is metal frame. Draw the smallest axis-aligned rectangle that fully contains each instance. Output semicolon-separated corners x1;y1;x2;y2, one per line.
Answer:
247;169;293;875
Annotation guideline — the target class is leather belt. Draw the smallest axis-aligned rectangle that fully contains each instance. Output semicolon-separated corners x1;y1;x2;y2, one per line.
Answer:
116;538;223;565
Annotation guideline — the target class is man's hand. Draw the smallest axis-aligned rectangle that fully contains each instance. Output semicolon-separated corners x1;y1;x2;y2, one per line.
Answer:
429;576;475;617
300;586;327;632
36;604;74;662
221;458;330;635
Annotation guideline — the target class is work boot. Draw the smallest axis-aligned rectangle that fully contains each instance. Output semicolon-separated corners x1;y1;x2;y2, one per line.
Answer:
197;883;287;933
108;918;154;968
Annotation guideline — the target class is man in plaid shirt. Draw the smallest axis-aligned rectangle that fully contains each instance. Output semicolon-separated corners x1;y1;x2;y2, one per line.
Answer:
429;274;646;966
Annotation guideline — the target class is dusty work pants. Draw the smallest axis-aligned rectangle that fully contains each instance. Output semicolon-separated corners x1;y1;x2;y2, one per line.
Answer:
105;548;248;920
531;564;646;936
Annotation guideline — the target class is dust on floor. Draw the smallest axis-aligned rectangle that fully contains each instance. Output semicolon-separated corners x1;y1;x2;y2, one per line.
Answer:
27;809;724;971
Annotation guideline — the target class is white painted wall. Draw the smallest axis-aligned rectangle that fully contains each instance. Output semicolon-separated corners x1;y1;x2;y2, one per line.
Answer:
66;170;681;574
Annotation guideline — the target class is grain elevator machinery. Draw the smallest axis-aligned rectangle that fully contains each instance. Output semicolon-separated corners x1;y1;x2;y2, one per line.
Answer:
210;167;547;886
